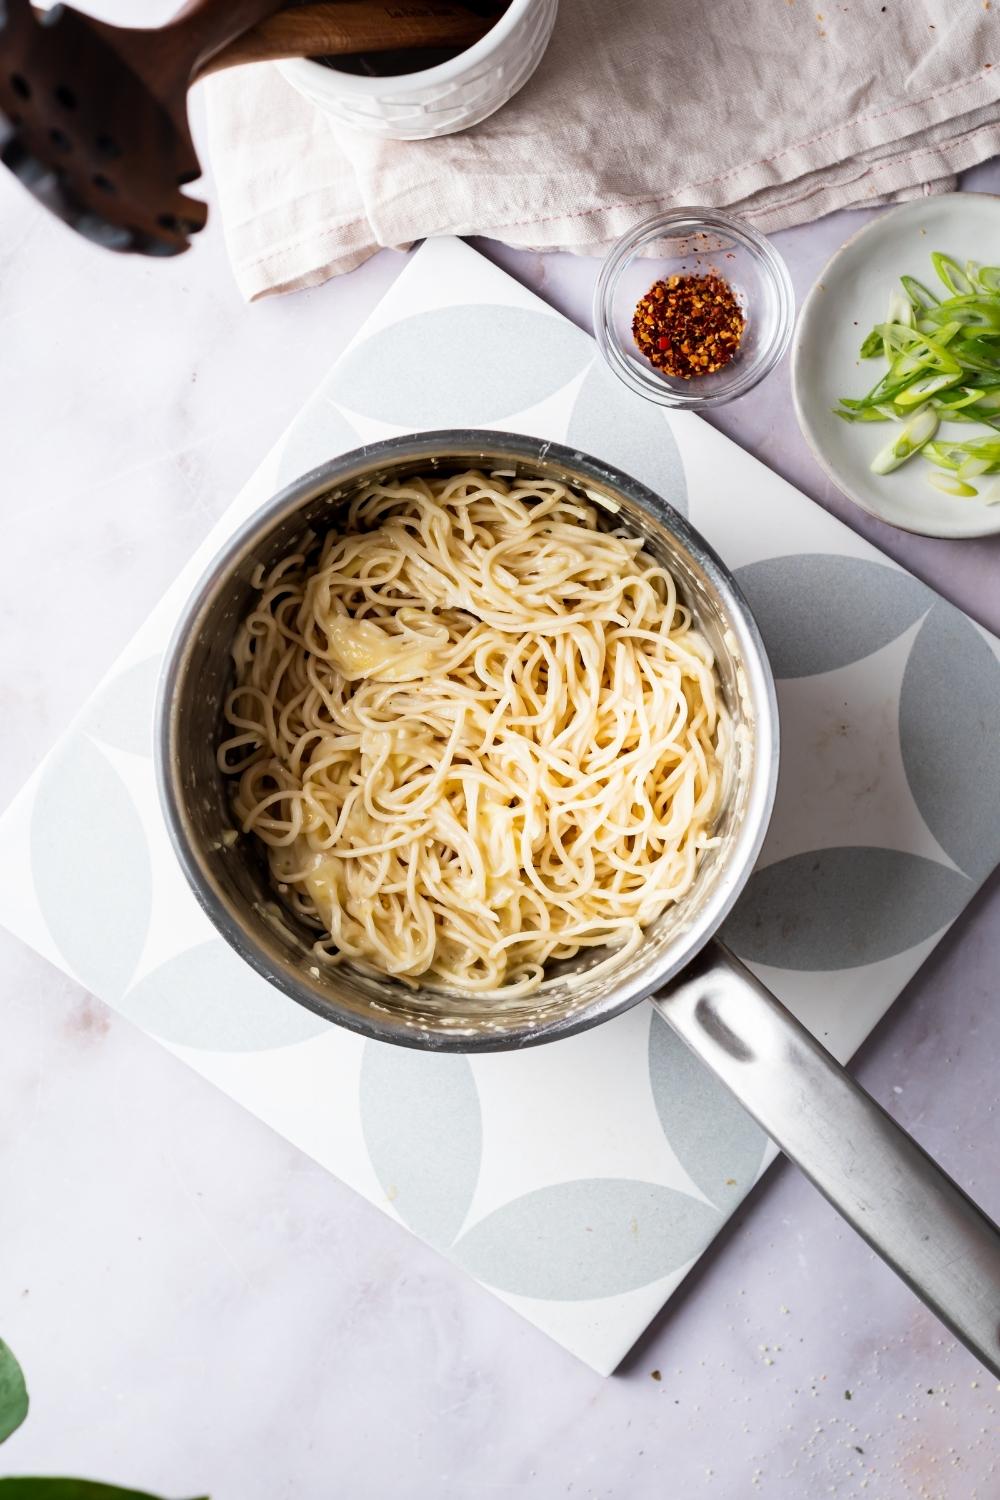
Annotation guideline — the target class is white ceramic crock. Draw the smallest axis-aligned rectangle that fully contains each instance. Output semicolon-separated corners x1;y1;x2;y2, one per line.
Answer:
275;0;558;141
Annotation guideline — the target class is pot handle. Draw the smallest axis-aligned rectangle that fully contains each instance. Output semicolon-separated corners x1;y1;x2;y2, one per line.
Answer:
653;942;1000;1378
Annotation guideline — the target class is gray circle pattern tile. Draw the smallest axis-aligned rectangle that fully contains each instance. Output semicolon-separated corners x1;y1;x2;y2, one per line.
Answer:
326;305;592;425
31;734;151;1000
453;1178;720;1300
566;361;688;518
82;656;161;757
361;1041;482;1249
733;554;932;678
722;846;973;970
900;600;1000;883
275;396;361;489
648;1011;766;1209
120;940;332;1052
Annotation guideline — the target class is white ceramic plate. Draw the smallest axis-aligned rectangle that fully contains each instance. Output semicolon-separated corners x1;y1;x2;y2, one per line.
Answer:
792;193;1000;539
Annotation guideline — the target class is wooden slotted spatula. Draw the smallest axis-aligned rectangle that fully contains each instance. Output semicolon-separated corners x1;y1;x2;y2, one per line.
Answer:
0;0;495;258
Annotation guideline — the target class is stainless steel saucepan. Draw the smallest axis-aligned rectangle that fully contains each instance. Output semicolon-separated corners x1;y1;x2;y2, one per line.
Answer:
156;431;1000;1375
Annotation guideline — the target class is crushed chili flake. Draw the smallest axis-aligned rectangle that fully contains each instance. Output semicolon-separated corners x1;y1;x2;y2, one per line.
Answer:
632;273;745;380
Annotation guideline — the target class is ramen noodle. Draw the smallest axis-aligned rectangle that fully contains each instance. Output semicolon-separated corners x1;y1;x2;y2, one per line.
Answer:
218;469;729;996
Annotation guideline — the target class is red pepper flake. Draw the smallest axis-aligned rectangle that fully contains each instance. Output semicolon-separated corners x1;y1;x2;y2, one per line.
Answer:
632;273;745;380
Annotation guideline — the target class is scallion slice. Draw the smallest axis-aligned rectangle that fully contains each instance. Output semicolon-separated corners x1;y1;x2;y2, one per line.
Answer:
932;389;984;415
840;247;1000;505
886;289;913;329
932;252;977;296
901;274;940;311
964;386;1000;411
957;456;993;481
927;471;979;498
923;442;961;470
925;297;1000;332
894;372;961;406
870;409;939;474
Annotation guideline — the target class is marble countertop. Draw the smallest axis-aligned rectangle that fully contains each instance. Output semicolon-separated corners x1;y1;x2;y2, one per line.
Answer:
1;93;998;1498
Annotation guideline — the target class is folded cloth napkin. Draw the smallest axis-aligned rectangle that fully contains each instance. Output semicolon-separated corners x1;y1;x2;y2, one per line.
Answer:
206;0;1000;300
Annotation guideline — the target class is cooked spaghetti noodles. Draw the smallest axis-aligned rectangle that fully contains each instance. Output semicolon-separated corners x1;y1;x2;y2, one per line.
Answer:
218;469;729;996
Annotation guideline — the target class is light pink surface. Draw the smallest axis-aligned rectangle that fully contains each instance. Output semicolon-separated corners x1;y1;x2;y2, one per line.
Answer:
0;104;997;1499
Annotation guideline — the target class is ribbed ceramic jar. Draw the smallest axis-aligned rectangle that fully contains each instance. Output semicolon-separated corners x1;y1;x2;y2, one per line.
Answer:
276;0;558;141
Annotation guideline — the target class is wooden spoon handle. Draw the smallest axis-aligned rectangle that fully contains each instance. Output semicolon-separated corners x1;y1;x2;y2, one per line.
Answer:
167;0;289;78
199;1;493;75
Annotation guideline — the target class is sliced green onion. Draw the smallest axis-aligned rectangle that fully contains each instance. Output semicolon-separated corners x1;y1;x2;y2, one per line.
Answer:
977;478;1000;504
932;386;987;412
923;441;965;470
925;297;1000;332
894;372;961;406
876;324;963;371
886;289;913;328
930;320;964;347
859;327;883;358
957;442;1000;461
951;407;1000;431
958;456;993;480
870;409;939;474
932;252;976;296
927;470;979;497
873;325;924;361
963;385;1000;411
901;274;940;310
840;248;1000;504
835;404;891;423
952;337;1000;373
843;368;926;409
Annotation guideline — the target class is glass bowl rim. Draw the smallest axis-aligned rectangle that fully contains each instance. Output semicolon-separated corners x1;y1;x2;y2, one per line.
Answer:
593;205;796;410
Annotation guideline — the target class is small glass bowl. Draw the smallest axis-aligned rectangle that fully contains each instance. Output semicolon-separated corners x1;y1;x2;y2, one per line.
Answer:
594;207;795;410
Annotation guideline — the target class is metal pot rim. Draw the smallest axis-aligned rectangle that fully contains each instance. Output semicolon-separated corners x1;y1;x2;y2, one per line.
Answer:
155;429;779;1051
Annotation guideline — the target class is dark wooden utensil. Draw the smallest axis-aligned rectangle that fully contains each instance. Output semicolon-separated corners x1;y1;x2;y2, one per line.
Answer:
0;0;495;258
207;3;493;72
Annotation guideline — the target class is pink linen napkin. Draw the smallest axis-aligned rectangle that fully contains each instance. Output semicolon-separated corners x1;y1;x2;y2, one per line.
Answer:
205;0;1000;300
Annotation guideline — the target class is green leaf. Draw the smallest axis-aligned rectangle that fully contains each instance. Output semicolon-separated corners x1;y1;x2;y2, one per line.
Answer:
0;1341;28;1446
0;1484;208;1500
